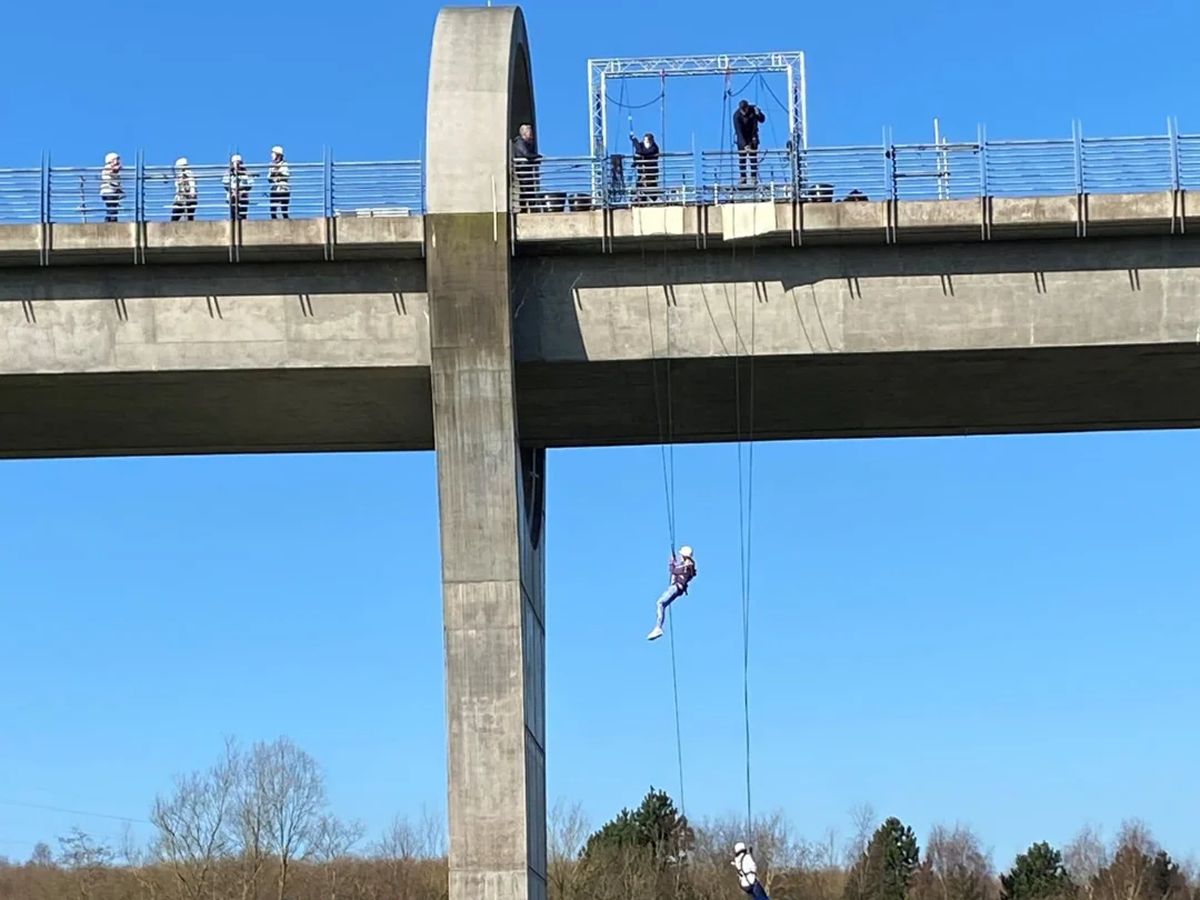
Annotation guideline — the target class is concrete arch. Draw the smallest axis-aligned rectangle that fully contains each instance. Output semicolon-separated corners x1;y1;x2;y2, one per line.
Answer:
425;9;547;900
426;6;536;214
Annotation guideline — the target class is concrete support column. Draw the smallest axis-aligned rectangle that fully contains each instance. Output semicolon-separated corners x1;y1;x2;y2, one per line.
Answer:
425;9;546;900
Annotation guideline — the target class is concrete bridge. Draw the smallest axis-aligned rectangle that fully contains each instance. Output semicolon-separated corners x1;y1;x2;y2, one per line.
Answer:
5;8;1200;900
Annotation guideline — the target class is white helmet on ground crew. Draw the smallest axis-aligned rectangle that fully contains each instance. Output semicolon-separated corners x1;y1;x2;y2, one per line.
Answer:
678;546;693;559
271;145;284;157
104;152;119;164
175;157;189;168
230;153;243;164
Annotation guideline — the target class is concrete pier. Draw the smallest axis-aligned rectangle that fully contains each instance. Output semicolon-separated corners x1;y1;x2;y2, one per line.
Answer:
425;9;546;900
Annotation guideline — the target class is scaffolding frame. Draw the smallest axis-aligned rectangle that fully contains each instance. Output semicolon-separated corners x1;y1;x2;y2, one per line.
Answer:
586;52;808;160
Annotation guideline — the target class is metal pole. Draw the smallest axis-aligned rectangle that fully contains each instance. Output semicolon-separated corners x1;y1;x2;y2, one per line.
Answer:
1168;116;1180;192
786;63;796;151
978;124;988;198
600;70;609;157
799;52;808;149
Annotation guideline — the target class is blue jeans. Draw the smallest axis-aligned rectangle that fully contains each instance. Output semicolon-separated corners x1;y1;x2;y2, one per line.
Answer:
654;584;685;629
742;882;769;900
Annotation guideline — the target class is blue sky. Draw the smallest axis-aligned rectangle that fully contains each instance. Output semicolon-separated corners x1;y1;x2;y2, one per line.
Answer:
3;0;1200;873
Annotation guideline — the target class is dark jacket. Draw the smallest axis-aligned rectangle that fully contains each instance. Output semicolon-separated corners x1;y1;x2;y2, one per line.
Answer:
733;104;766;149
631;136;661;164
512;136;539;162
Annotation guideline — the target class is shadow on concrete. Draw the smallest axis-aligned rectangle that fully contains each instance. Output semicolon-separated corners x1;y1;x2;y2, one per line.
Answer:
0;260;427;303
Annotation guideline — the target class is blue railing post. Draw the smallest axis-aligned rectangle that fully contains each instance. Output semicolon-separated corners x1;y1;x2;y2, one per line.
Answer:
1168;117;1181;192
40;152;48;226
135;149;144;223
978;125;988;198
324;147;332;218
1073;120;1084;195
886;139;897;202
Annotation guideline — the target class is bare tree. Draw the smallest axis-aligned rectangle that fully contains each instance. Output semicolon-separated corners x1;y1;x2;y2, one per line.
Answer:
56;829;113;900
1066;825;1107;900
249;738;328;900
548;800;589;900
312;816;364;900
28;843;55;868
151;745;237;900
923;823;994;900
229;742;270;900
1095;820;1158;900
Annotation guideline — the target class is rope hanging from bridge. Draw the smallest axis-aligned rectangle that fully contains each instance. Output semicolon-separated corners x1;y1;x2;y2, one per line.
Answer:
730;199;759;837
640;185;686;818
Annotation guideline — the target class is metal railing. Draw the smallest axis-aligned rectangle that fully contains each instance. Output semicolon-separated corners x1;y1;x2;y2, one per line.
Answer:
332;160;423;218
0;158;424;225
520;127;1200;211
702;149;798;203
513;152;699;211
0;167;44;223
9;128;1200;225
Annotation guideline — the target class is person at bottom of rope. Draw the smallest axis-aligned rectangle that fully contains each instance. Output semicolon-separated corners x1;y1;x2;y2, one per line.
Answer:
733;842;769;900
647;546;696;641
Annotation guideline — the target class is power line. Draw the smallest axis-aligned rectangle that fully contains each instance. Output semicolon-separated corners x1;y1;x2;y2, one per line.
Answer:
0;799;151;825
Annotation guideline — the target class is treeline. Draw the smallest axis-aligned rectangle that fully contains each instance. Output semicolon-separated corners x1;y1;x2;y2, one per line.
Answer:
2;739;1196;900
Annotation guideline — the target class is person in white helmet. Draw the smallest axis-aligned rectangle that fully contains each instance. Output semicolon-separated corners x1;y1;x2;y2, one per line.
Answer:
646;545;696;641
268;146;290;220
171;157;197;222
732;842;769;900
223;153;254;220
99;152;123;222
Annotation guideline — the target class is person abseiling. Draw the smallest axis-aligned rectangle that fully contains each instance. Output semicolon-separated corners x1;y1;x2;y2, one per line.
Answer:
647;545;696;641
733;842;769;900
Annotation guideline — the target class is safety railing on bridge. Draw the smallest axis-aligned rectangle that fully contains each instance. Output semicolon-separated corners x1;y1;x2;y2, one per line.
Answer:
0;157;424;225
702;149;798;203
331;160;424;218
0;167;44;223
139;162;328;222
521;127;1200;211
515;153;700;211
13;129;1200;225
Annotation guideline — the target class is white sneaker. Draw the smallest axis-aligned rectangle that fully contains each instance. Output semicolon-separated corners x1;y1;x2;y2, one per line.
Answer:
647;626;663;641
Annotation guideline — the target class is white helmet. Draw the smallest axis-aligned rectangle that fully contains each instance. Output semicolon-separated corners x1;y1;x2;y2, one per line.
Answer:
734;842;747;855
230;153;243;164
175;157;189;168
104;151;119;164
271;145;284;157
678;545;693;559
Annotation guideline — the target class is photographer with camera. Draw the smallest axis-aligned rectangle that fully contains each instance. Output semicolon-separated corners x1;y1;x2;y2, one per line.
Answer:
733;99;766;185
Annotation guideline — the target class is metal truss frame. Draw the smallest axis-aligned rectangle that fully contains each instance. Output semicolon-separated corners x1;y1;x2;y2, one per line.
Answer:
586;52;807;159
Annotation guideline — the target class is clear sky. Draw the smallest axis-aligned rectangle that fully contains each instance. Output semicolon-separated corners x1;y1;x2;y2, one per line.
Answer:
3;0;1200;873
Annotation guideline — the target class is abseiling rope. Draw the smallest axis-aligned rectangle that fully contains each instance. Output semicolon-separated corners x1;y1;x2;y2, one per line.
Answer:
731;198;759;836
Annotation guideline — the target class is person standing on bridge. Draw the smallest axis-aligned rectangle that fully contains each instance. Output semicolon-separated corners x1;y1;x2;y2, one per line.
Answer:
733;100;766;186
100;152;123;223
512;123;540;212
171;158;197;221
733;842;769;900
224;154;254;220
629;131;661;203
268;145;290;219
647;545;696;641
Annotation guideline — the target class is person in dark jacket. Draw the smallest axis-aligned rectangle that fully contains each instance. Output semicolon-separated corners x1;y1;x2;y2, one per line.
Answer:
629;131;661;203
733;100;766;185
512;123;540;211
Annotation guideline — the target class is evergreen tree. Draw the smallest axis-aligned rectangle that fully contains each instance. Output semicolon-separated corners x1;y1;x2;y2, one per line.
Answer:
1000;842;1075;900
583;787;693;863
844;817;920;900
